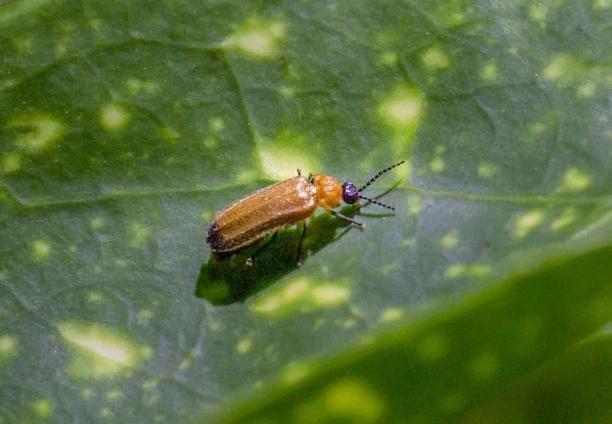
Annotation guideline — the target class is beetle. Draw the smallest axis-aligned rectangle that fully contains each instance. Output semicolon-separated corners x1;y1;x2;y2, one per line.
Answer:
206;160;406;259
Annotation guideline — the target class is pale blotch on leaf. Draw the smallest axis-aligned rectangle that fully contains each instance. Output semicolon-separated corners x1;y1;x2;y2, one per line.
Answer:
557;167;592;192
256;130;318;180
81;388;94;399
87;291;105;303
90;216;105;230
1;152;22;174
407;195;422;216
0;335;18;362
528;3;548;25
32;239;51;260
281;361;311;385
235;336;253;354
223;18;286;59
378;86;424;133
429;146;446;173
421;46;451;70
125;78;160;96
295;377;386;424
380;51;398;66
138;309;153;321
160;126;180;144
445;263;490;279
311;285;350;307
10;113;64;153
543;54;584;87
106;389;123;401
471;351;499;380
58;321;147;378
203;136;218;149
550;207;577;231
379;307;405;323
31;398;52;418
514;209;545;238
279;85;296;98
209;117;225;133
417;333;449;362
445;263;466;279
440;230;459;249
577;80;596;98
250;277;349;315
13;36;33;54
477;161;500;178
593;0;611;10
480;62;499;82
100;407;113;417
440;392;466;413
99;103;130;131
250;277;310;315
129;222;151;248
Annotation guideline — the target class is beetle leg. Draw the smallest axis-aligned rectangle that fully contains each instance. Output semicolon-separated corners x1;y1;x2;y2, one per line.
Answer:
331;210;363;227
246;232;279;266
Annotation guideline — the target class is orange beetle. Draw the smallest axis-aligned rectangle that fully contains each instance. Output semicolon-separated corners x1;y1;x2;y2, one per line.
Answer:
206;160;405;255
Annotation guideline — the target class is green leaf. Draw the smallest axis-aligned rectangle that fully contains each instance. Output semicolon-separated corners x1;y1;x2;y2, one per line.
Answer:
0;1;610;423
220;242;612;423
462;333;612;423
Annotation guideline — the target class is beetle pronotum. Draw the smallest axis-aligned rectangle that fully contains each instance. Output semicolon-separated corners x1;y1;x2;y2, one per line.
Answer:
206;160;406;260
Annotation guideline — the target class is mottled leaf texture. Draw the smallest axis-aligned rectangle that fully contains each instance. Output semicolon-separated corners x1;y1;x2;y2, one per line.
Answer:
0;1;610;423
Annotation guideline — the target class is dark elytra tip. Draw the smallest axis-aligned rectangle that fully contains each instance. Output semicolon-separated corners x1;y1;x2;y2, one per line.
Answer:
342;181;359;204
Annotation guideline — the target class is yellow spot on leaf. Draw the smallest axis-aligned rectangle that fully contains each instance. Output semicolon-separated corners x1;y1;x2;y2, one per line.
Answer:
379;86;424;130
417;334;449;362
296;377;386;424
257;130;318;180
236;337;253;354
58;321;146;378
209;117;225;133
577;80;596;98
380;51;397;66
251;278;350;316
90;217;105;229
528;4;548;24
472;351;499;380
250;277;310;314
160;126;179;144
138;309;153;321
477;161;500;178
99;103;130;131
31;398;52;418
379;307;405;323
514;209;545;238
429;157;445;173
224;18;286;58
551;207;577;231
281;361;311;385
130;222;150;248
440;230;459;249
9;113;64;153
557;167;592;192
311;286;348;308
106;389;123;401
1;152;22;174
0;335;17;362
422;46;450;70
32;239;51;260
481;62;498;82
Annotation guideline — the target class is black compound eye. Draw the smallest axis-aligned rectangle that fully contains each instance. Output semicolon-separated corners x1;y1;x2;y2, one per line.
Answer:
342;181;359;204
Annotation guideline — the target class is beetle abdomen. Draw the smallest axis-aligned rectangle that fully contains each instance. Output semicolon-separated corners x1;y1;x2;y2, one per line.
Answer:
206;176;317;253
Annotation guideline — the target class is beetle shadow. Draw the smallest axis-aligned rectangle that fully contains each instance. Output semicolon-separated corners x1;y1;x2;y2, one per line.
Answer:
195;208;357;305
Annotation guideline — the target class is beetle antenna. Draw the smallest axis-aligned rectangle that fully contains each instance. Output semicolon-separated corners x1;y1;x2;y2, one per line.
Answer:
358;195;395;211
358;160;406;192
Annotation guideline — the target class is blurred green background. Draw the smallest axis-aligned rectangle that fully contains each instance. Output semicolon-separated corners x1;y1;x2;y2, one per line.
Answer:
0;1;610;423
